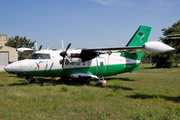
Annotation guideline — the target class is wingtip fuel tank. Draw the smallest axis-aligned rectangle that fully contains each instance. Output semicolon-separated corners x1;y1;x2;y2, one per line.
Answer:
143;41;175;52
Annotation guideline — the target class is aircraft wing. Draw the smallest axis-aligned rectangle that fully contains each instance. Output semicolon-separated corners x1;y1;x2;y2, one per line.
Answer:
82;46;143;54
78;41;175;62
70;73;98;79
81;41;175;54
16;48;35;53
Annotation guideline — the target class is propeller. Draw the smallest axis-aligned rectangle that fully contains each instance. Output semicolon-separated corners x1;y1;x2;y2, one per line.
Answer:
60;40;72;69
38;45;42;50
34;42;43;51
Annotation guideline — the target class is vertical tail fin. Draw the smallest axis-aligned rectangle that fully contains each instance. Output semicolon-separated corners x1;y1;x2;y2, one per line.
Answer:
121;26;151;60
126;26;151;47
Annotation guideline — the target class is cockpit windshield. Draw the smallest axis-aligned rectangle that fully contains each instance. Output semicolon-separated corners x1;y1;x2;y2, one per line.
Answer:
28;54;51;59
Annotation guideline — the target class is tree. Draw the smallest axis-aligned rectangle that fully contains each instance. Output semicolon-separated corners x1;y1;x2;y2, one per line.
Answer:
151;20;180;67
141;52;151;63
5;36;35;60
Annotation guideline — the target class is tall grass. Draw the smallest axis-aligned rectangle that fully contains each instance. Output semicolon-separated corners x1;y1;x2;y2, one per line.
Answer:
0;64;180;119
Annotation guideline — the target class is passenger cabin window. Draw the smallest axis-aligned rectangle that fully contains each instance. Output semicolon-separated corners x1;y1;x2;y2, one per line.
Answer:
29;54;51;59
82;62;85;66
87;61;91;66
100;62;104;66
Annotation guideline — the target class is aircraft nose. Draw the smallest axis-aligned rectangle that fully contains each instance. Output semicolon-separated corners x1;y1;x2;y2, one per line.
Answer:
4;64;13;72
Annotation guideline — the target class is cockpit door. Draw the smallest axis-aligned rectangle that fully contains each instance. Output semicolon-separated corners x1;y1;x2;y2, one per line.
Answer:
44;55;54;71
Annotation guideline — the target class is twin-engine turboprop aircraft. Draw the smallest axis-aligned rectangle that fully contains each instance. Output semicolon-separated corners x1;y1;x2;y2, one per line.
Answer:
4;26;175;83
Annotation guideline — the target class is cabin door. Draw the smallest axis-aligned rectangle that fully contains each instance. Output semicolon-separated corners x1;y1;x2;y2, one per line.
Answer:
96;57;106;77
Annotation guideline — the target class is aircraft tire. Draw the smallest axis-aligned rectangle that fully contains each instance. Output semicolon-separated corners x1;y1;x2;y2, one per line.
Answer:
86;79;91;84
78;76;91;84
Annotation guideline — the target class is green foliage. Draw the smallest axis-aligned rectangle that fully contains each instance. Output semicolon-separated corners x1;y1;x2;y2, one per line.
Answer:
61;84;68;92
151;51;180;68
141;52;151;63
105;89;116;97
153;96;166;103
1;64;180;119
80;93;95;101
5;36;35;48
5;36;35;60
133;89;146;95
151;20;180;67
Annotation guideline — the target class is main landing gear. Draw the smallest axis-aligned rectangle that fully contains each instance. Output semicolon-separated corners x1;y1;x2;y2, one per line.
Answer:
78;76;92;84
25;76;36;83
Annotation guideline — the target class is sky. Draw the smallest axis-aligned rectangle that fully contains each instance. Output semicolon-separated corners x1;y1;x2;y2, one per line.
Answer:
0;0;180;49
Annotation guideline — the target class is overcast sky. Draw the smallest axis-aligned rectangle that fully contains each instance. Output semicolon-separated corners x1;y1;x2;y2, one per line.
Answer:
1;0;180;49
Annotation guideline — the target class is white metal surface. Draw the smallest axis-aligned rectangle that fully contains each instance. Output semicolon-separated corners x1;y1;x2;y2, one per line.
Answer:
144;41;175;52
0;52;8;65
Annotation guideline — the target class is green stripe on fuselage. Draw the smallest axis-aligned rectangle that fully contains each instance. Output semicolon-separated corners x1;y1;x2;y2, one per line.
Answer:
14;62;140;77
120;52;143;60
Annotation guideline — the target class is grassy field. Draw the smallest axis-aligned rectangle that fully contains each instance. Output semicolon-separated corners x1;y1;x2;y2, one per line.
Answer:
0;64;180;119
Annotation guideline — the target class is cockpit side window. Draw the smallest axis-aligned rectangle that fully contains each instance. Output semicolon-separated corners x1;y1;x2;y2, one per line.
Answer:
29;54;51;59
44;54;51;59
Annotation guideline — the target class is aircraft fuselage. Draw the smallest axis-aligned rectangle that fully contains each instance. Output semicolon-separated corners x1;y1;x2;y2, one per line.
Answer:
4;49;140;78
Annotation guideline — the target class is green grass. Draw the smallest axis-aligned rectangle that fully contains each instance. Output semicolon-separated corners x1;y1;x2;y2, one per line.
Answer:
0;64;180;119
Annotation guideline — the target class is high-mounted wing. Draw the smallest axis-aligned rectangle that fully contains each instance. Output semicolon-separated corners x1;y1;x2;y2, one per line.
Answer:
79;41;175;62
81;41;175;54
16;42;43;53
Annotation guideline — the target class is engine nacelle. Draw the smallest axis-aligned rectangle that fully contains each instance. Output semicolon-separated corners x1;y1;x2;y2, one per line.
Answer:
143;41;175;52
71;58;82;63
60;58;82;64
66;49;82;58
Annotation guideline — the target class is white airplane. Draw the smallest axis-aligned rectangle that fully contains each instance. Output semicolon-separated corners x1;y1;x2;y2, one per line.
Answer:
4;26;175;83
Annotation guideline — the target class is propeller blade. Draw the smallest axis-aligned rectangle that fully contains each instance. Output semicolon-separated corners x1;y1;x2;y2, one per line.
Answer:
39;45;42;50
65;43;71;52
34;42;38;51
62;57;65;69
47;46;49;50
61;40;64;51
65;56;72;63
